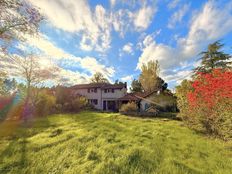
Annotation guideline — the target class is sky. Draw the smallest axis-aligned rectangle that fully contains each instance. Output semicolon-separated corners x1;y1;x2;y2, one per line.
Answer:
2;0;232;90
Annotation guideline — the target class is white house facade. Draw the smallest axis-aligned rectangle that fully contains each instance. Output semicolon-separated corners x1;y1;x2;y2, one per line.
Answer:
70;83;127;111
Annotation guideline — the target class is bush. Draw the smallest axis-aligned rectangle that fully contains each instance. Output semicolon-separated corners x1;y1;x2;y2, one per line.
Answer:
176;69;232;140
150;91;177;112
175;80;193;123
5;102;25;120
55;86;89;112
35;91;56;117
119;102;137;113
70;96;88;112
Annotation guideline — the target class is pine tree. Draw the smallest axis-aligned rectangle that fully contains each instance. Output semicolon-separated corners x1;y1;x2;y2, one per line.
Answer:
130;79;143;92
194;41;231;74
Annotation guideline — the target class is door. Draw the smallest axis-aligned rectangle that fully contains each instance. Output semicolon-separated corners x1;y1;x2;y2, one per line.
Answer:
103;101;106;110
108;101;116;111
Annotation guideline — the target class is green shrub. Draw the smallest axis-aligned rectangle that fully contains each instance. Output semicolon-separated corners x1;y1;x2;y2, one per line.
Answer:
35;91;56;117
176;71;232;140
70;96;88;112
119;102;137;113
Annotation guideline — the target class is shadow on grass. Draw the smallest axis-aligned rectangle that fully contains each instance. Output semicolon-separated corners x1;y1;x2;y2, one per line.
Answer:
0;116;52;173
0;129;28;174
32;134;74;153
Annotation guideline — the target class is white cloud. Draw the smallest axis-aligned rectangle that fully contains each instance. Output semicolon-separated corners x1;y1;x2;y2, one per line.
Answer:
168;4;190;28
80;57;115;78
162;70;192;85
122;43;133;54
0;54;89;86
111;9;134;37
24;34;74;60
13;33;115;85
133;6;156;31
137;29;161;49
121;75;133;82
110;0;116;7
137;1;232;84
181;1;232;57
168;0;181;9
28;0;111;52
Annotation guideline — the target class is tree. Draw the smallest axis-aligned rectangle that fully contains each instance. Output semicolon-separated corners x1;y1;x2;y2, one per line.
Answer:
130;79;143;92
0;72;7;95
91;72;109;83
0;78;17;95
175;79;193;120
157;77;168;90
9;54;54;100
194;41;232;74
114;79;124;85
0;0;42;46
187;69;232;139
139;60;161;92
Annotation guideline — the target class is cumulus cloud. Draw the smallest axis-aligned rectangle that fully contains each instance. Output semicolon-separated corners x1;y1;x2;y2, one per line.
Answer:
28;0;157;51
122;43;133;54
111;9;134;37
121;75;133;82
133;6;156;31
137;1;232;83
168;3;190;29
6;33;115;86
28;0;111;52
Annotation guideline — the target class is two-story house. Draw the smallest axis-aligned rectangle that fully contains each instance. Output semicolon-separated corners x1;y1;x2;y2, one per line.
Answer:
70;83;127;111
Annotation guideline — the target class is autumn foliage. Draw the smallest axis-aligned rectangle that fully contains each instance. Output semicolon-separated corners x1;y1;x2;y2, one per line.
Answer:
176;69;232;140
188;69;232;109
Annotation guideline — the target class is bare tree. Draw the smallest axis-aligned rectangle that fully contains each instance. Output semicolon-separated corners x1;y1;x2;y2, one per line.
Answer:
0;0;42;49
9;54;55;101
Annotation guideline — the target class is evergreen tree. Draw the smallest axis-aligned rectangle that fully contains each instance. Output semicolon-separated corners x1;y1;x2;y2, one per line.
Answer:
194;41;231;74
130;79;143;92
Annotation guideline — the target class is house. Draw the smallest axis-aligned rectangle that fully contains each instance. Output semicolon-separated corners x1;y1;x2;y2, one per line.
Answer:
118;90;177;112
118;91;160;111
70;83;127;111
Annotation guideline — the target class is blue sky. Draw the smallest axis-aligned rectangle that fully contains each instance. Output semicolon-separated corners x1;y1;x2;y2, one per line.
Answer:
4;0;232;90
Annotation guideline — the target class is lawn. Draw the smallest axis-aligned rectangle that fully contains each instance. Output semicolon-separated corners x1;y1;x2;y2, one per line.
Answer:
0;111;231;174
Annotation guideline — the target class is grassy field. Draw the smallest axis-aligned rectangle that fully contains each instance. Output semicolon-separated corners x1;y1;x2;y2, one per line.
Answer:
0;112;231;174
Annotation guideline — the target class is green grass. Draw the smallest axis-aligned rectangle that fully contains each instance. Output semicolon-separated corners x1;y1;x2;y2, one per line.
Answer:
0;111;231;174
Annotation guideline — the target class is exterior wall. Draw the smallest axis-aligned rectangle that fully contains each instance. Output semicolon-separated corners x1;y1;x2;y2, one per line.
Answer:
72;87;127;110
140;93;176;111
73;88;102;110
102;88;127;99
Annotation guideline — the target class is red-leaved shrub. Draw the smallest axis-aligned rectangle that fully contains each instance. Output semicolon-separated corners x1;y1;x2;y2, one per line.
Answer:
186;69;232;139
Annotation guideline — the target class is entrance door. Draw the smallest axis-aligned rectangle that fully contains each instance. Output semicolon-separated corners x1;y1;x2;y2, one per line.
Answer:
103;101;106;110
107;101;116;111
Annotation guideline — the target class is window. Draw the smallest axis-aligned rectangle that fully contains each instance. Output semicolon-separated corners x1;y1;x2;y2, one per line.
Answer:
94;88;97;93
88;99;98;105
112;89;114;93
87;89;90;93
104;89;107;93
93;99;98;105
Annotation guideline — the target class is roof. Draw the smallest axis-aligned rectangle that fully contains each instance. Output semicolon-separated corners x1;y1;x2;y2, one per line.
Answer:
70;83;126;90
118;93;140;101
